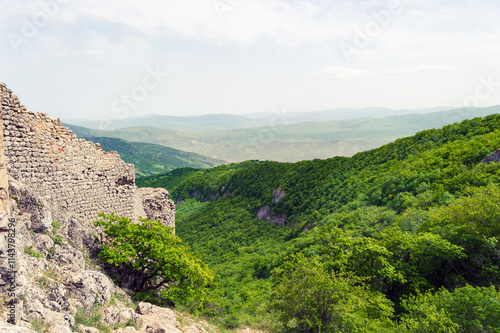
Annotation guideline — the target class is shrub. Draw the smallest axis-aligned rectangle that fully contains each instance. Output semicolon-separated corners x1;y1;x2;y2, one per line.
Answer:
52;235;64;246
52;219;62;233
24;246;44;258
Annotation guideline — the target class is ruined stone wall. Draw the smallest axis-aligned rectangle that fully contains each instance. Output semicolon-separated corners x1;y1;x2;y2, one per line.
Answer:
0;82;174;227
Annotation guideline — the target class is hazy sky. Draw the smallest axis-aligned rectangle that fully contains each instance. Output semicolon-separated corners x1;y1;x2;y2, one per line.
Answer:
1;0;500;121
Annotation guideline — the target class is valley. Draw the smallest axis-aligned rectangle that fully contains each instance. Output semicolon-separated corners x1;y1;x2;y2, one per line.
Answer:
87;136;225;177
137;114;500;331
4;2;500;332
66;106;500;163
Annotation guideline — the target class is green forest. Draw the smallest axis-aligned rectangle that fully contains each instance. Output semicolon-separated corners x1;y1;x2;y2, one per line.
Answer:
86;136;224;176
136;114;500;332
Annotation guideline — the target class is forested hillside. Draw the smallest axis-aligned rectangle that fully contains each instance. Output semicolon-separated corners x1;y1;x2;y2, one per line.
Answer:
85;136;224;176
137;114;500;332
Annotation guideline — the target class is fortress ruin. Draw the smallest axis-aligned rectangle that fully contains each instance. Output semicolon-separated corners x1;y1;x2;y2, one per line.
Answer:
0;82;174;227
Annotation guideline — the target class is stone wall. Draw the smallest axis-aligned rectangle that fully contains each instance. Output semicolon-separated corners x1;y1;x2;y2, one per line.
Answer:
0;82;174;227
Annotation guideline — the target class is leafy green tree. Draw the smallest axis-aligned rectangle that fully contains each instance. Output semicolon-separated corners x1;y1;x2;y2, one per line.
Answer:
422;185;500;287
377;229;465;310
428;185;500;237
269;253;394;332
94;213;214;307
400;285;500;333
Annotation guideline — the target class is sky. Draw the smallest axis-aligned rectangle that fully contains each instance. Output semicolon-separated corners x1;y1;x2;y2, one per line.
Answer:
1;0;500;123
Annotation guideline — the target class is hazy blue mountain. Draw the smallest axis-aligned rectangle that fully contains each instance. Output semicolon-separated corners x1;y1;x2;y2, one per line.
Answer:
63;107;453;132
243;106;452;122
65;106;500;163
63;114;270;132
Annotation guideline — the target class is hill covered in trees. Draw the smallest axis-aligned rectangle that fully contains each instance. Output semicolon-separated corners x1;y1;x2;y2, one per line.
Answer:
82;136;225;176
137;114;500;332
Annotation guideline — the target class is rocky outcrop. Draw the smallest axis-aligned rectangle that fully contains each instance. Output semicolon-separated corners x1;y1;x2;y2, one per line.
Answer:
256;188;287;226
138;188;175;228
256;205;287;226
0;83;217;332
0;318;37;332
0;96;8;217
481;149;500;163
271;187;286;204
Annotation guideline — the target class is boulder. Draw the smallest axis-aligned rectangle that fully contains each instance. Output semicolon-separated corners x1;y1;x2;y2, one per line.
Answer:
50;244;85;272
47;282;71;312
8;177;52;232
114;327;138;333
76;325;100;333
48;324;72;333
0;318;37;332
144;322;181;333
102;306;140;328
135;302;179;332
33;234;55;256
67;271;113;309
184;324;207;333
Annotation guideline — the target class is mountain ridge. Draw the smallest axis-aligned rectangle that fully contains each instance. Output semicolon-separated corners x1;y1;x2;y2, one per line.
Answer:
66;106;500;163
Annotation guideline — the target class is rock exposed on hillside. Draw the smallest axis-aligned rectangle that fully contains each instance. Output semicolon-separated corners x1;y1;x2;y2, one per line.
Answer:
9;177;52;232
0;318;37;332
256;205;287;226
481;149;500;163
67;270;114;308
272;187;286;203
138;187;175;228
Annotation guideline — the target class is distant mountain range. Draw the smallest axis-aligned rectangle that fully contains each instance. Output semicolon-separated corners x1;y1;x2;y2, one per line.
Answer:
63;107;453;132
243;106;452;122
65;106;500;163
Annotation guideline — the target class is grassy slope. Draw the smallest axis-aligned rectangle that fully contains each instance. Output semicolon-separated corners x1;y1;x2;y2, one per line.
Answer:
66;106;500;163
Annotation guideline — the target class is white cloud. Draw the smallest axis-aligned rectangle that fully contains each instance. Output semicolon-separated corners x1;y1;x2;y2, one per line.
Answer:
53;33;152;65
84;49;104;56
385;65;456;77
55;81;88;87
0;0;352;46
313;64;456;79
312;66;372;79
2;0;500;50
2;0;500;118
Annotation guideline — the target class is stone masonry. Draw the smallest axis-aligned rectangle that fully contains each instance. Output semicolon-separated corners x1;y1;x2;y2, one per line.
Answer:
0;82;174;227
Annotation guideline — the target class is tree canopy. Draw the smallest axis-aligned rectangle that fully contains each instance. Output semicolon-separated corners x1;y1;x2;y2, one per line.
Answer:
135;114;500;330
94;213;214;307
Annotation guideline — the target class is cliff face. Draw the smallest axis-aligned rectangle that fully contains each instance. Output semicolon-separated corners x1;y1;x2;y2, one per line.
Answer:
0;95;8;217
0;83;214;333
0;82;174;228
